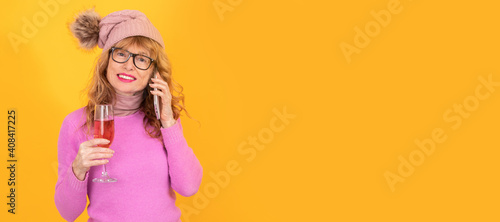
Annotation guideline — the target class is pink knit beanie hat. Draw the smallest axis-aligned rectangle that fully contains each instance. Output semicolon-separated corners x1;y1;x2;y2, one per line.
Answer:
69;8;165;51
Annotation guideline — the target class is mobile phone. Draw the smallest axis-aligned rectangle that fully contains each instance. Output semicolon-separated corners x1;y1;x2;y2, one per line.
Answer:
153;71;161;120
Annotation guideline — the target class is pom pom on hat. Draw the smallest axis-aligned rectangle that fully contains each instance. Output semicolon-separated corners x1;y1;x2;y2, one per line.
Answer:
69;8;101;50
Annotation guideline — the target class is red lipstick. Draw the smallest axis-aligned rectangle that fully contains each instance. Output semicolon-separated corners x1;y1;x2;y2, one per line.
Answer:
117;73;137;83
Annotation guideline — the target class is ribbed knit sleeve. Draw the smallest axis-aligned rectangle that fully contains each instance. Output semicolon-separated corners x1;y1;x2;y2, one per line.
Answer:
54;113;89;221
161;118;203;197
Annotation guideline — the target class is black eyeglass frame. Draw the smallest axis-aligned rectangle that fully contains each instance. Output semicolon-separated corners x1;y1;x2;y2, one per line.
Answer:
109;47;155;70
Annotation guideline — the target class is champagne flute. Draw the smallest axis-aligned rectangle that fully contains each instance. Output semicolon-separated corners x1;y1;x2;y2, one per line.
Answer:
92;104;117;183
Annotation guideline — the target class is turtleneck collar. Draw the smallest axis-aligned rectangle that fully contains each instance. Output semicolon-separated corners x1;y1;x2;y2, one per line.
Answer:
113;91;145;116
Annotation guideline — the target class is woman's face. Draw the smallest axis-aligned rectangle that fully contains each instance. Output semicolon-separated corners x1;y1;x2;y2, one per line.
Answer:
106;44;153;96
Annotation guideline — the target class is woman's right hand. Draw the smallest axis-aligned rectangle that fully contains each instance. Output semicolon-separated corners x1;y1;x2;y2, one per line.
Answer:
72;139;115;181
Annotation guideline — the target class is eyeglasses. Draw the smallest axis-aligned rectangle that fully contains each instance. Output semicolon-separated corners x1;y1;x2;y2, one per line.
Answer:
109;47;155;70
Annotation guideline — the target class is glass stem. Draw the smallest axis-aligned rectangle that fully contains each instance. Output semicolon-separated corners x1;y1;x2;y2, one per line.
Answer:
102;164;108;177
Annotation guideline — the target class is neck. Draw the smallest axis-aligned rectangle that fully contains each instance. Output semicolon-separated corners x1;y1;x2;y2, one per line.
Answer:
113;91;144;116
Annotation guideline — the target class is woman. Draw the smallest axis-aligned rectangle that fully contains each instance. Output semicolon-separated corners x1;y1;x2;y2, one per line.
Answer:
54;9;202;222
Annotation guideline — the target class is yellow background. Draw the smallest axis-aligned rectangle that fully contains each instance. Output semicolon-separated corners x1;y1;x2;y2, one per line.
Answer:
1;0;500;221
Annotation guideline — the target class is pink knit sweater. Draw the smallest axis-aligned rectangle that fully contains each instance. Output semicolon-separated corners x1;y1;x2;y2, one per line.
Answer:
54;107;203;221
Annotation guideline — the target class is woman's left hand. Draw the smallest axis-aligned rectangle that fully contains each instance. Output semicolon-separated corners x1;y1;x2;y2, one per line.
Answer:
149;74;176;128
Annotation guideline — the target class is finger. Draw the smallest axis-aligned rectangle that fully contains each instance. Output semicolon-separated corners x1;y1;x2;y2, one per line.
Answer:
91;148;115;153
150;90;172;100
149;82;170;92
150;90;161;95
88;159;109;167
151;78;170;90
83;139;110;147
151;77;167;84
88;152;114;160
150;89;170;97
149;83;169;92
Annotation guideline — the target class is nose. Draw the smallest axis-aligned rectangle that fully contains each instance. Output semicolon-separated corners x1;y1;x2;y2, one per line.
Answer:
123;57;135;71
